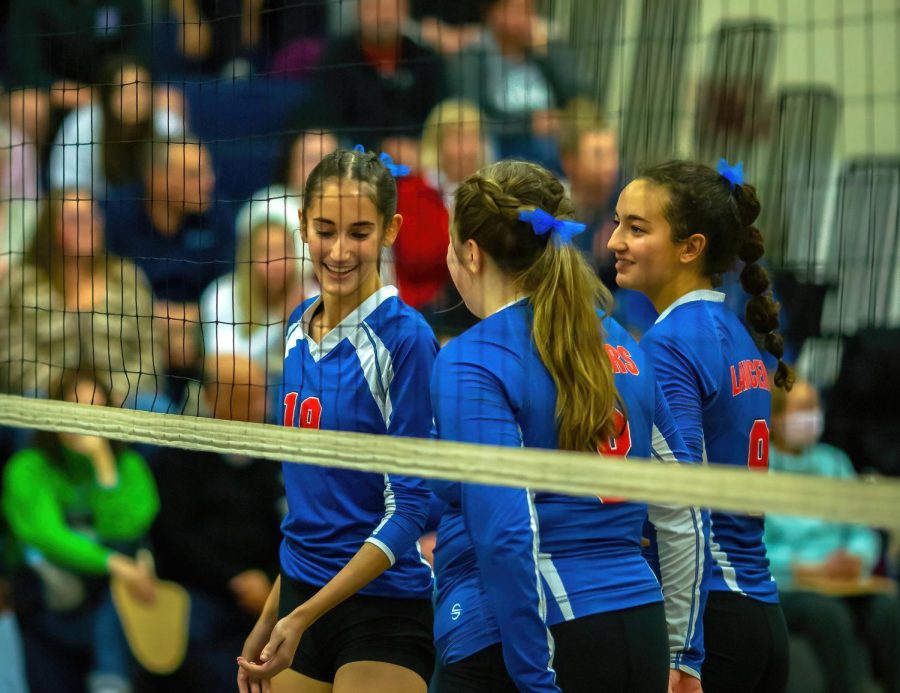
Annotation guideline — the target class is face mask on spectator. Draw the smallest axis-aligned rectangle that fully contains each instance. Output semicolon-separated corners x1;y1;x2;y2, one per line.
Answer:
782;409;824;451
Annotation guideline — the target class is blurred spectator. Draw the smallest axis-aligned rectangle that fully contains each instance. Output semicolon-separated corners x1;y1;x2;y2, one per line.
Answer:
3;370;159;693
49;55;184;197
446;0;586;167
765;378;900;693
411;0;484;55
420;98;492;209
273;129;339;197
102;138;235;388
311;0;446;155
146;360;283;691
0;100;39;280
0;190;163;410
5;0;148;143
200;185;314;420
558;99;619;282
390;99;492;312
168;0;264;77
266;0;330;79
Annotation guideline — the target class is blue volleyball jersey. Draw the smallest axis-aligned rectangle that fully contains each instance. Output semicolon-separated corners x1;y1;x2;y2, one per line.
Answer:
430;300;706;689
641;290;779;604
279;286;436;600
539;317;707;678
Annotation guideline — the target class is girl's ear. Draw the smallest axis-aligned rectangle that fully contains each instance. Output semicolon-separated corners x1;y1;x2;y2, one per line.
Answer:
680;232;707;265
461;238;482;274
298;209;308;243
382;213;403;248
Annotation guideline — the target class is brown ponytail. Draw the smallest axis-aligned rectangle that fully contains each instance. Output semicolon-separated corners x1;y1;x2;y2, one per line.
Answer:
639;160;794;391
453;161;619;451
732;185;794;391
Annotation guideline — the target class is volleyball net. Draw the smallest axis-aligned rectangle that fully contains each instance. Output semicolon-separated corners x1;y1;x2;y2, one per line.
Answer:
0;0;898;526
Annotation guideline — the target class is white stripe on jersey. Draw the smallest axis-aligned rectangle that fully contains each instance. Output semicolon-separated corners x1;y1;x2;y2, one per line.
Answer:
649;423;706;664
702;437;746;595
518;421;556;673
366;473;398;565
348;321;395;429
526;490;556;671
538;552;576;622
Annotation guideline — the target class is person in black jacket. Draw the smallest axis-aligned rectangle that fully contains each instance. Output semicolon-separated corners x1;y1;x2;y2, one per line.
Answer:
310;0;446;164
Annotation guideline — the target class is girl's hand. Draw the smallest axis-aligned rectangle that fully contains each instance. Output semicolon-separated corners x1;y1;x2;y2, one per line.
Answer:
669;669;703;693
237;609;278;693
237;612;308;689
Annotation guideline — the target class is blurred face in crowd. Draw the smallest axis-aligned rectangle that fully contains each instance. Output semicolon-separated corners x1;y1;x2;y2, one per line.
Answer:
569;130;619;202
486;0;535;48
301;178;400;304
250;224;296;293
152;142;215;215
439;122;484;184
608;179;685;303
287;132;338;193
111;63;153;127
773;380;824;454
358;0;408;45
57;194;104;259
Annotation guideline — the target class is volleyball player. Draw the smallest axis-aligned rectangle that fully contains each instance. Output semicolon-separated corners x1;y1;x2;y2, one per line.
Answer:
608;159;793;692
237;148;438;693
430;160;706;692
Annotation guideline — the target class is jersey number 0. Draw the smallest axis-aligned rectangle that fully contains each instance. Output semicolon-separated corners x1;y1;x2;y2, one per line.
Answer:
597;409;632;503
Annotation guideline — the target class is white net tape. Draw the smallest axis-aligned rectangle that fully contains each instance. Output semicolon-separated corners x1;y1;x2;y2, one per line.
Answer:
1;393;898;529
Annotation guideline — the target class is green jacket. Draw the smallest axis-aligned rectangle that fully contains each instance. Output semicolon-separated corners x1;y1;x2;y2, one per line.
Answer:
2;445;159;575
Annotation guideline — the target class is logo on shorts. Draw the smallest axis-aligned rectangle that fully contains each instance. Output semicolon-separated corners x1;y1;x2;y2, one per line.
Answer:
450;603;462;621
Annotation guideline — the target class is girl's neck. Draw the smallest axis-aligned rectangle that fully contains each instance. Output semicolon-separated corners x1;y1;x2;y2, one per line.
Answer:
479;268;526;318
649;273;713;315
316;276;383;339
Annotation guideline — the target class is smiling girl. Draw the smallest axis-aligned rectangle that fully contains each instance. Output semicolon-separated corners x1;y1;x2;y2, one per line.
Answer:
237;148;438;693
608;160;793;693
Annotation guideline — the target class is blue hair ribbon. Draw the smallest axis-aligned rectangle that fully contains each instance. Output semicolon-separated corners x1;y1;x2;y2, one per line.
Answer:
717;158;744;189
378;151;410;178
351;144;411;177
517;208;586;245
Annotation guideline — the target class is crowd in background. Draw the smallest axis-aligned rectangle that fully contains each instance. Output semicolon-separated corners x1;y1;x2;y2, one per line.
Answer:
0;0;896;692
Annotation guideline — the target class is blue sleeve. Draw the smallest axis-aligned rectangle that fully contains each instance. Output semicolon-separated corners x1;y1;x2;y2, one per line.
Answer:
365;330;438;565
642;331;707;463
646;384;708;679
432;348;559;692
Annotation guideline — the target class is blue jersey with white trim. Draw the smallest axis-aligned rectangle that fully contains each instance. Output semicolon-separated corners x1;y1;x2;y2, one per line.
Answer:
430;301;705;688
279;286;436;600
641;290;779;604
539;316;706;678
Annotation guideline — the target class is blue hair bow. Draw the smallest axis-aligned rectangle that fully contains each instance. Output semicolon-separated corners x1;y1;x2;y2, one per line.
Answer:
351;144;411;178
378;152;410;178
518;208;586;245
716;158;744;189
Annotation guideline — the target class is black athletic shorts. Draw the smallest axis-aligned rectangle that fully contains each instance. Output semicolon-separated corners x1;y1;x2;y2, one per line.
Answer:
436;602;669;693
277;572;435;685
702;591;789;693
